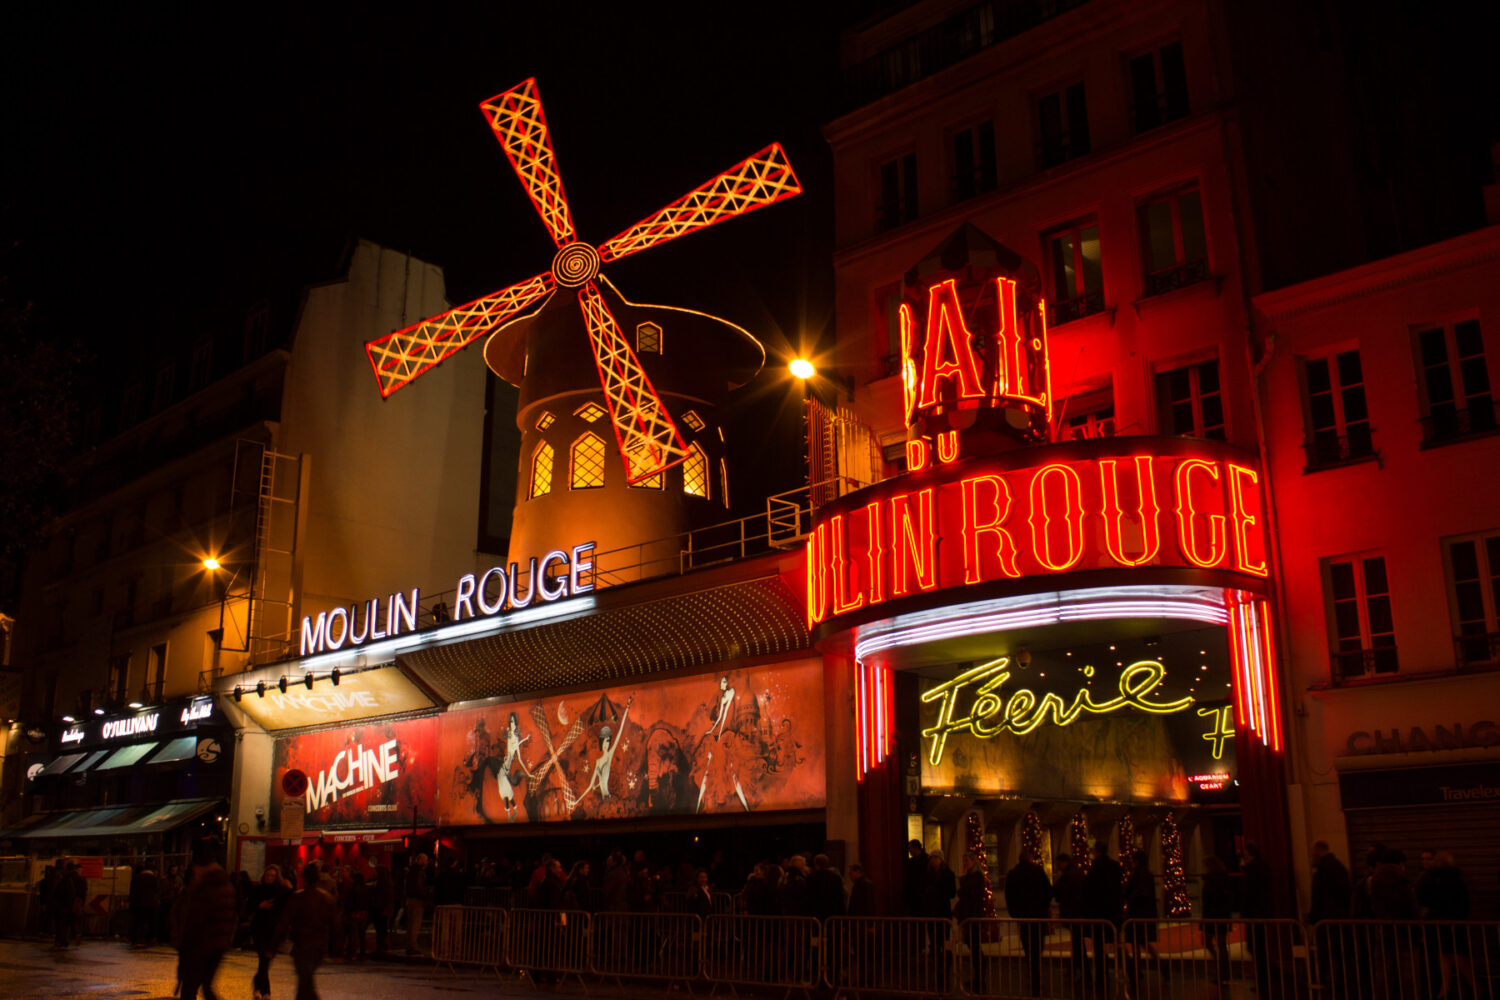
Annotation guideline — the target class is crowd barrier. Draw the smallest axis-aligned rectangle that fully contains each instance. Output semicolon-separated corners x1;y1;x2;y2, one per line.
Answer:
1313;919;1499;1000
590;911;701;988
824;915;953;997
420;905;1500;999
431;904;507;974
659;889;737;915
703;913;822;994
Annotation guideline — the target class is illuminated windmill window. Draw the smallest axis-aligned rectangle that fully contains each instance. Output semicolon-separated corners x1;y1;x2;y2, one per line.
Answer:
571;432;607;489
536;412;555;431
681;410;705;432
575;402;607;423
530;442;555;498
636;322;662;354
683;443;710;498
626;443;664;489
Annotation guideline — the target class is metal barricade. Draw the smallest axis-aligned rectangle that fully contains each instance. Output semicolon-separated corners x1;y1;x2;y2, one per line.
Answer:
506;908;592;986
954;917;1118;999
431;905;508;974
1116;917;1307;1000
823;916;952;997
703;913;821;994
1312;919;1499;1000
661;890;736;914
590;911;702;988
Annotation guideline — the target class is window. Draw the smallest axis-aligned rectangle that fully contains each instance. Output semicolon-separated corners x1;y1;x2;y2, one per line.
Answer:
682;443;709;498
189;339;213;391
152;362;175;412
1326;555;1398;681
109;653;131;704
1416;319;1494;443
1044;218;1104;323
951;121;996;202
1056;385;1115;441
625;442;663;489
877;152;918;231
1129;40;1189;134
148;642;168;701
244;302;268;361
877;284;905;377
1302;350;1374;468
535;412;555;431
1037;83;1090;168
1156;360;1225;440
1446;533;1500;668
636;322;662;354
530;441;554;498
681;410;705;432
1138;183;1208;295
570;433;606;489
574;402;606;423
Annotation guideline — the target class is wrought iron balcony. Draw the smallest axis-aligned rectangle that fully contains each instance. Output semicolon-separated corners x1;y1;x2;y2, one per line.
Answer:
1050;290;1105;325
1454;631;1500;670
1143;257;1211;297
1419;400;1498;446
1331;646;1399;683
1302;427;1377;472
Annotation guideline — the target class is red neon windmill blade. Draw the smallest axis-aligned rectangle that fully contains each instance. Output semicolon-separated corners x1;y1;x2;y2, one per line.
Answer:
363;78;803;483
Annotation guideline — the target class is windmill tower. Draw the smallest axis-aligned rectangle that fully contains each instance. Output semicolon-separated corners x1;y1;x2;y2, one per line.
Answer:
364;80;801;580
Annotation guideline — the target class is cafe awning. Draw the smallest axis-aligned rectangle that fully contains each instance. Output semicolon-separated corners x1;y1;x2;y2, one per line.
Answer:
34;752;87;777
146;736;199;764
95;742;161;771
4;797;224;839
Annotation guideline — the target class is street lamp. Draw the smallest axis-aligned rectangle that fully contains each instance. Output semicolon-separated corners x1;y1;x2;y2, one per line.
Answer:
789;358;816;380
203;556;248;653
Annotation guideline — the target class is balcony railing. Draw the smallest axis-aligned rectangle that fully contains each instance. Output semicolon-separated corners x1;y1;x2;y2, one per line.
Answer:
1331;646;1399;683
1143;257;1210;297
1050;290;1105;325
1455;631;1500;670
1419;399;1498;446
1302;427;1376;472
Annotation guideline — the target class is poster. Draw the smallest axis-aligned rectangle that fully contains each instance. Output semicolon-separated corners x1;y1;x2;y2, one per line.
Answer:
439;660;826;826
270;716;437;830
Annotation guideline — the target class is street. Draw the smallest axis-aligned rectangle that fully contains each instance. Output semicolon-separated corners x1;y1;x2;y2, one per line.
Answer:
0;938;549;1000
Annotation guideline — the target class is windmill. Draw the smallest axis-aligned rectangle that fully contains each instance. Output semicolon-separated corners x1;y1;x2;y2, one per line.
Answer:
364;79;802;491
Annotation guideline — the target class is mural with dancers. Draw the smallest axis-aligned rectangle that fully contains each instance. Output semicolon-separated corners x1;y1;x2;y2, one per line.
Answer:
438;660;825;825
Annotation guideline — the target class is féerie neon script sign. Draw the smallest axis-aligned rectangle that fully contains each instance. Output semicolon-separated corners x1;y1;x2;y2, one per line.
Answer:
919;657;1193;764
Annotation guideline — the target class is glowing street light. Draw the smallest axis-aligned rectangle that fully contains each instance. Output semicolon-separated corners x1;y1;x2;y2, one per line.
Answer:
202;556;221;571
789;358;816;380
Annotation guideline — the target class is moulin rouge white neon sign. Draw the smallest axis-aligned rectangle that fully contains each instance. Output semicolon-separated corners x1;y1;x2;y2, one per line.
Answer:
300;541;596;656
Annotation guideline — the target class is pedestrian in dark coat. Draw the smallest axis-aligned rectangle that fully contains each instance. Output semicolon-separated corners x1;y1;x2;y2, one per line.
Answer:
130;862;160;948
686;870;715;920
1005;851;1052;996
955;854;992;993
51;860;85;949
174;857;238;1000
1419;851;1479;998
274;865;339;1000
779;856;811;917
919;852;956;919
603;852;630;912
1308;841;1351;924
806;854;847;921
1052;854;1090;988
368;863;394;957
1368;849;1417;919
743;863;780;915
533;859;566;910
1202;856;1233;983
847;864;877;916
402;854;432;955
250;865;292;1000
1082;843;1123;987
902;840;927;917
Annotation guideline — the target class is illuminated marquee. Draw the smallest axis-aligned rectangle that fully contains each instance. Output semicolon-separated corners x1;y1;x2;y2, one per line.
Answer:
898;275;1052;437
920;657;1194;765
300;541;595;656
806;440;1268;630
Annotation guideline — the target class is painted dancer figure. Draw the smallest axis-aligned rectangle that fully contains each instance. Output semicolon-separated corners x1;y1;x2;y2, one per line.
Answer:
706;675;735;740
578;698;632;803
497;712;532;822
697;676;750;813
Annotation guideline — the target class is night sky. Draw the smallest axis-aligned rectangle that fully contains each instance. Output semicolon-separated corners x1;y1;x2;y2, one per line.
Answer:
4;3;846;510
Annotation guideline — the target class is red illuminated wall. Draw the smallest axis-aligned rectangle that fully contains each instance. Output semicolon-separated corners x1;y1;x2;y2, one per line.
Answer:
807;436;1268;632
270;716;438;830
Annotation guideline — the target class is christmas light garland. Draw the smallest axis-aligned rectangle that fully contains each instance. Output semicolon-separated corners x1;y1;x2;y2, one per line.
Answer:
1070;811;1092;874
1161;814;1192;917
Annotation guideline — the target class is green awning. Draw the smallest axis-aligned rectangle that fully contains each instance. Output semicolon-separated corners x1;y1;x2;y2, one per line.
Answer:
8;798;224;839
146;736;199;764
95;742;160;770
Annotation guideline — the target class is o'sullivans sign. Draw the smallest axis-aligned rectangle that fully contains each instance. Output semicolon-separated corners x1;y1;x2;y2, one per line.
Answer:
300;541;596;656
806;437;1268;631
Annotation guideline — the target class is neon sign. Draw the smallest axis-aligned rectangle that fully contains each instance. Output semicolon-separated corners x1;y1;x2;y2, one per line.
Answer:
60;728;85;745
899;276;1052;436
919;657;1193;765
806;440;1268;630
1197;705;1235;759
101;713;160;740
300;541;595;656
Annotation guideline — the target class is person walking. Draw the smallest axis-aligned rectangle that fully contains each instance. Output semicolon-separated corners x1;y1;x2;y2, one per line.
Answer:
848;864;877;916
403;854;432;956
1082;842;1123;990
1418;851;1479;999
1201;856;1234;985
902;840;927;917
368;861;393;958
274;864;339;1000
1241;842;1277;997
250;865;291;1000
1123;849;1161;991
954;854;991;994
807;854;847;922
173;855;238;1000
1005;850;1053;997
1052;853;1091;994
343;872;370;961
603;851;629;912
1308;841;1351;994
51;860;84;950
129;861;160;949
